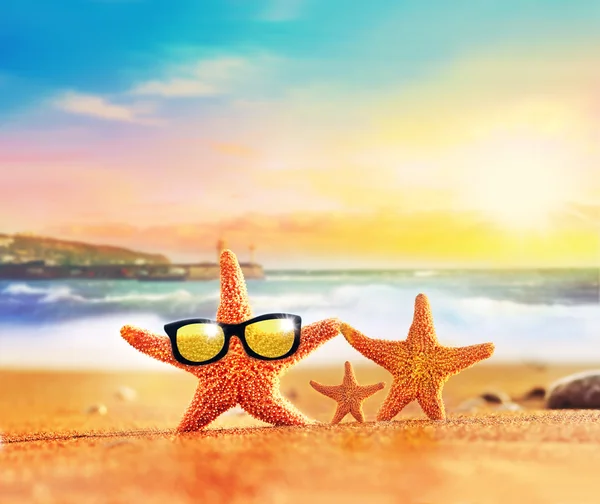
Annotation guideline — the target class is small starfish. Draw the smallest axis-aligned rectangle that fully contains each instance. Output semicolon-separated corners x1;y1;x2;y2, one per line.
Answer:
310;361;384;424
341;293;494;421
121;249;340;432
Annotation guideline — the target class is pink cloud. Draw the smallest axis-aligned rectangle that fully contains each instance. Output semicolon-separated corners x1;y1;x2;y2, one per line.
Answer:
0;151;85;164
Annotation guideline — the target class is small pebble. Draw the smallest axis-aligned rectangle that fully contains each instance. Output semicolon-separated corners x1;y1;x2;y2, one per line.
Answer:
86;404;108;415
115;386;137;402
286;388;299;401
454;397;486;413
479;391;511;404
495;402;522;412
523;386;546;400
455;396;521;414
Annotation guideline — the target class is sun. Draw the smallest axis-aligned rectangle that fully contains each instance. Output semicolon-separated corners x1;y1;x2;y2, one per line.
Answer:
473;168;560;230
466;138;572;231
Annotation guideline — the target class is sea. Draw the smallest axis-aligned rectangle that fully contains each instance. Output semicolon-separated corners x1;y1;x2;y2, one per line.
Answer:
0;269;598;370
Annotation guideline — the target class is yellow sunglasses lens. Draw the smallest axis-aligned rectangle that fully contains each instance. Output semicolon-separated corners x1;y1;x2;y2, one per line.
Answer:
244;318;296;359
175;323;225;363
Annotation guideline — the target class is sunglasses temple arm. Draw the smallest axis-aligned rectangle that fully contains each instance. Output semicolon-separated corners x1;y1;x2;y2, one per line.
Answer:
283;318;341;365
120;325;183;368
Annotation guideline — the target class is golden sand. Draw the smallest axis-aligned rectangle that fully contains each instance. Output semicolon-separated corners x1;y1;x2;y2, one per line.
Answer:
1;363;599;504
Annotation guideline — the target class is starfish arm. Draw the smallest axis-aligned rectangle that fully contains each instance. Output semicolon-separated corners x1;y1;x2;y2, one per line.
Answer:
331;403;351;424
349;402;366;423
342;361;358;386
120;325;183;369
435;342;495;376
417;384;446;421
357;382;385;400
340;323;407;370
310;380;343;400
239;386;313;426
177;383;238;432
376;380;416;421
406;294;439;351
279;318;341;367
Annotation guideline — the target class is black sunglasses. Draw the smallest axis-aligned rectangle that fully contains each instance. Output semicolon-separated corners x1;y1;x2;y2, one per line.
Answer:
164;313;302;366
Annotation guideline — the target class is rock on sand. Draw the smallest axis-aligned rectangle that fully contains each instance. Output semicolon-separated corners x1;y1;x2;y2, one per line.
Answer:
546;371;600;409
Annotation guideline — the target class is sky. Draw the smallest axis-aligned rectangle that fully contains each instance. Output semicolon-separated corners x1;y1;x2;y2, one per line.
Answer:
1;0;599;268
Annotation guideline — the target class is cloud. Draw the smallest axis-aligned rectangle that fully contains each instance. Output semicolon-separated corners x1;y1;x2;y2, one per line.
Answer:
131;79;216;98
0;163;144;233
259;0;304;22
232;43;600;220
211;142;259;159
130;57;255;98
45;207;600;268
564;203;600;226
0;151;84;164
52;91;148;123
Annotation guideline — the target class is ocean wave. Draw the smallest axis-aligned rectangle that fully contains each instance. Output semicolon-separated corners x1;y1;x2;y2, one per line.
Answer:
0;271;596;370
0;271;596;328
2;283;87;304
3;283;52;296
250;293;329;311
2;282;216;305
92;289;205;305
413;270;437;277
0;294;599;369
0;281;221;323
0;314;171;371
265;271;417;282
265;274;357;282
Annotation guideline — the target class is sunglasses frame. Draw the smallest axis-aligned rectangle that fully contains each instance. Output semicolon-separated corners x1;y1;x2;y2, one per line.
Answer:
164;313;302;366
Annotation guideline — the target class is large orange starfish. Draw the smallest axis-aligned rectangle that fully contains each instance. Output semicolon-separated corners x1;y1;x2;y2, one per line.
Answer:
121;250;340;432
310;361;384;424
341;294;494;421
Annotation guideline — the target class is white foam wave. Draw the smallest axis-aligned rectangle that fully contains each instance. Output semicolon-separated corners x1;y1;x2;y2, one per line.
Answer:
0;314;173;371
3;283;49;295
413;270;437;277
2;283;87;304
94;289;207;305
0;280;598;368
265;274;355;282
280;286;600;364
2;282;219;306
250;293;329;311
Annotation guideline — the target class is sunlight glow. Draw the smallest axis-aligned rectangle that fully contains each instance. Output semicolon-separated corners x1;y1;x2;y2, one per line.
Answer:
203;324;220;338
278;318;295;332
466;137;573;231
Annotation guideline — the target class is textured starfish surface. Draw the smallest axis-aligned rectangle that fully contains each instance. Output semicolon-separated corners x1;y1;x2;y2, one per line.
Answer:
341;294;495;421
310;361;385;424
121;249;340;432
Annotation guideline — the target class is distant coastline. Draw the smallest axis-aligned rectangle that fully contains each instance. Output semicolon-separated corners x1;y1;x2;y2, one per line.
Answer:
0;234;264;280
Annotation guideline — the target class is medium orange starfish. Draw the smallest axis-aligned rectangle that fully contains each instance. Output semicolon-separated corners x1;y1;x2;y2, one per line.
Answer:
341;293;494;421
121;249;340;432
310;361;384;424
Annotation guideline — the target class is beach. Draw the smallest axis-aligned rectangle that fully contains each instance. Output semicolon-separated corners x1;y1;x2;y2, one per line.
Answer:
2;363;600;504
